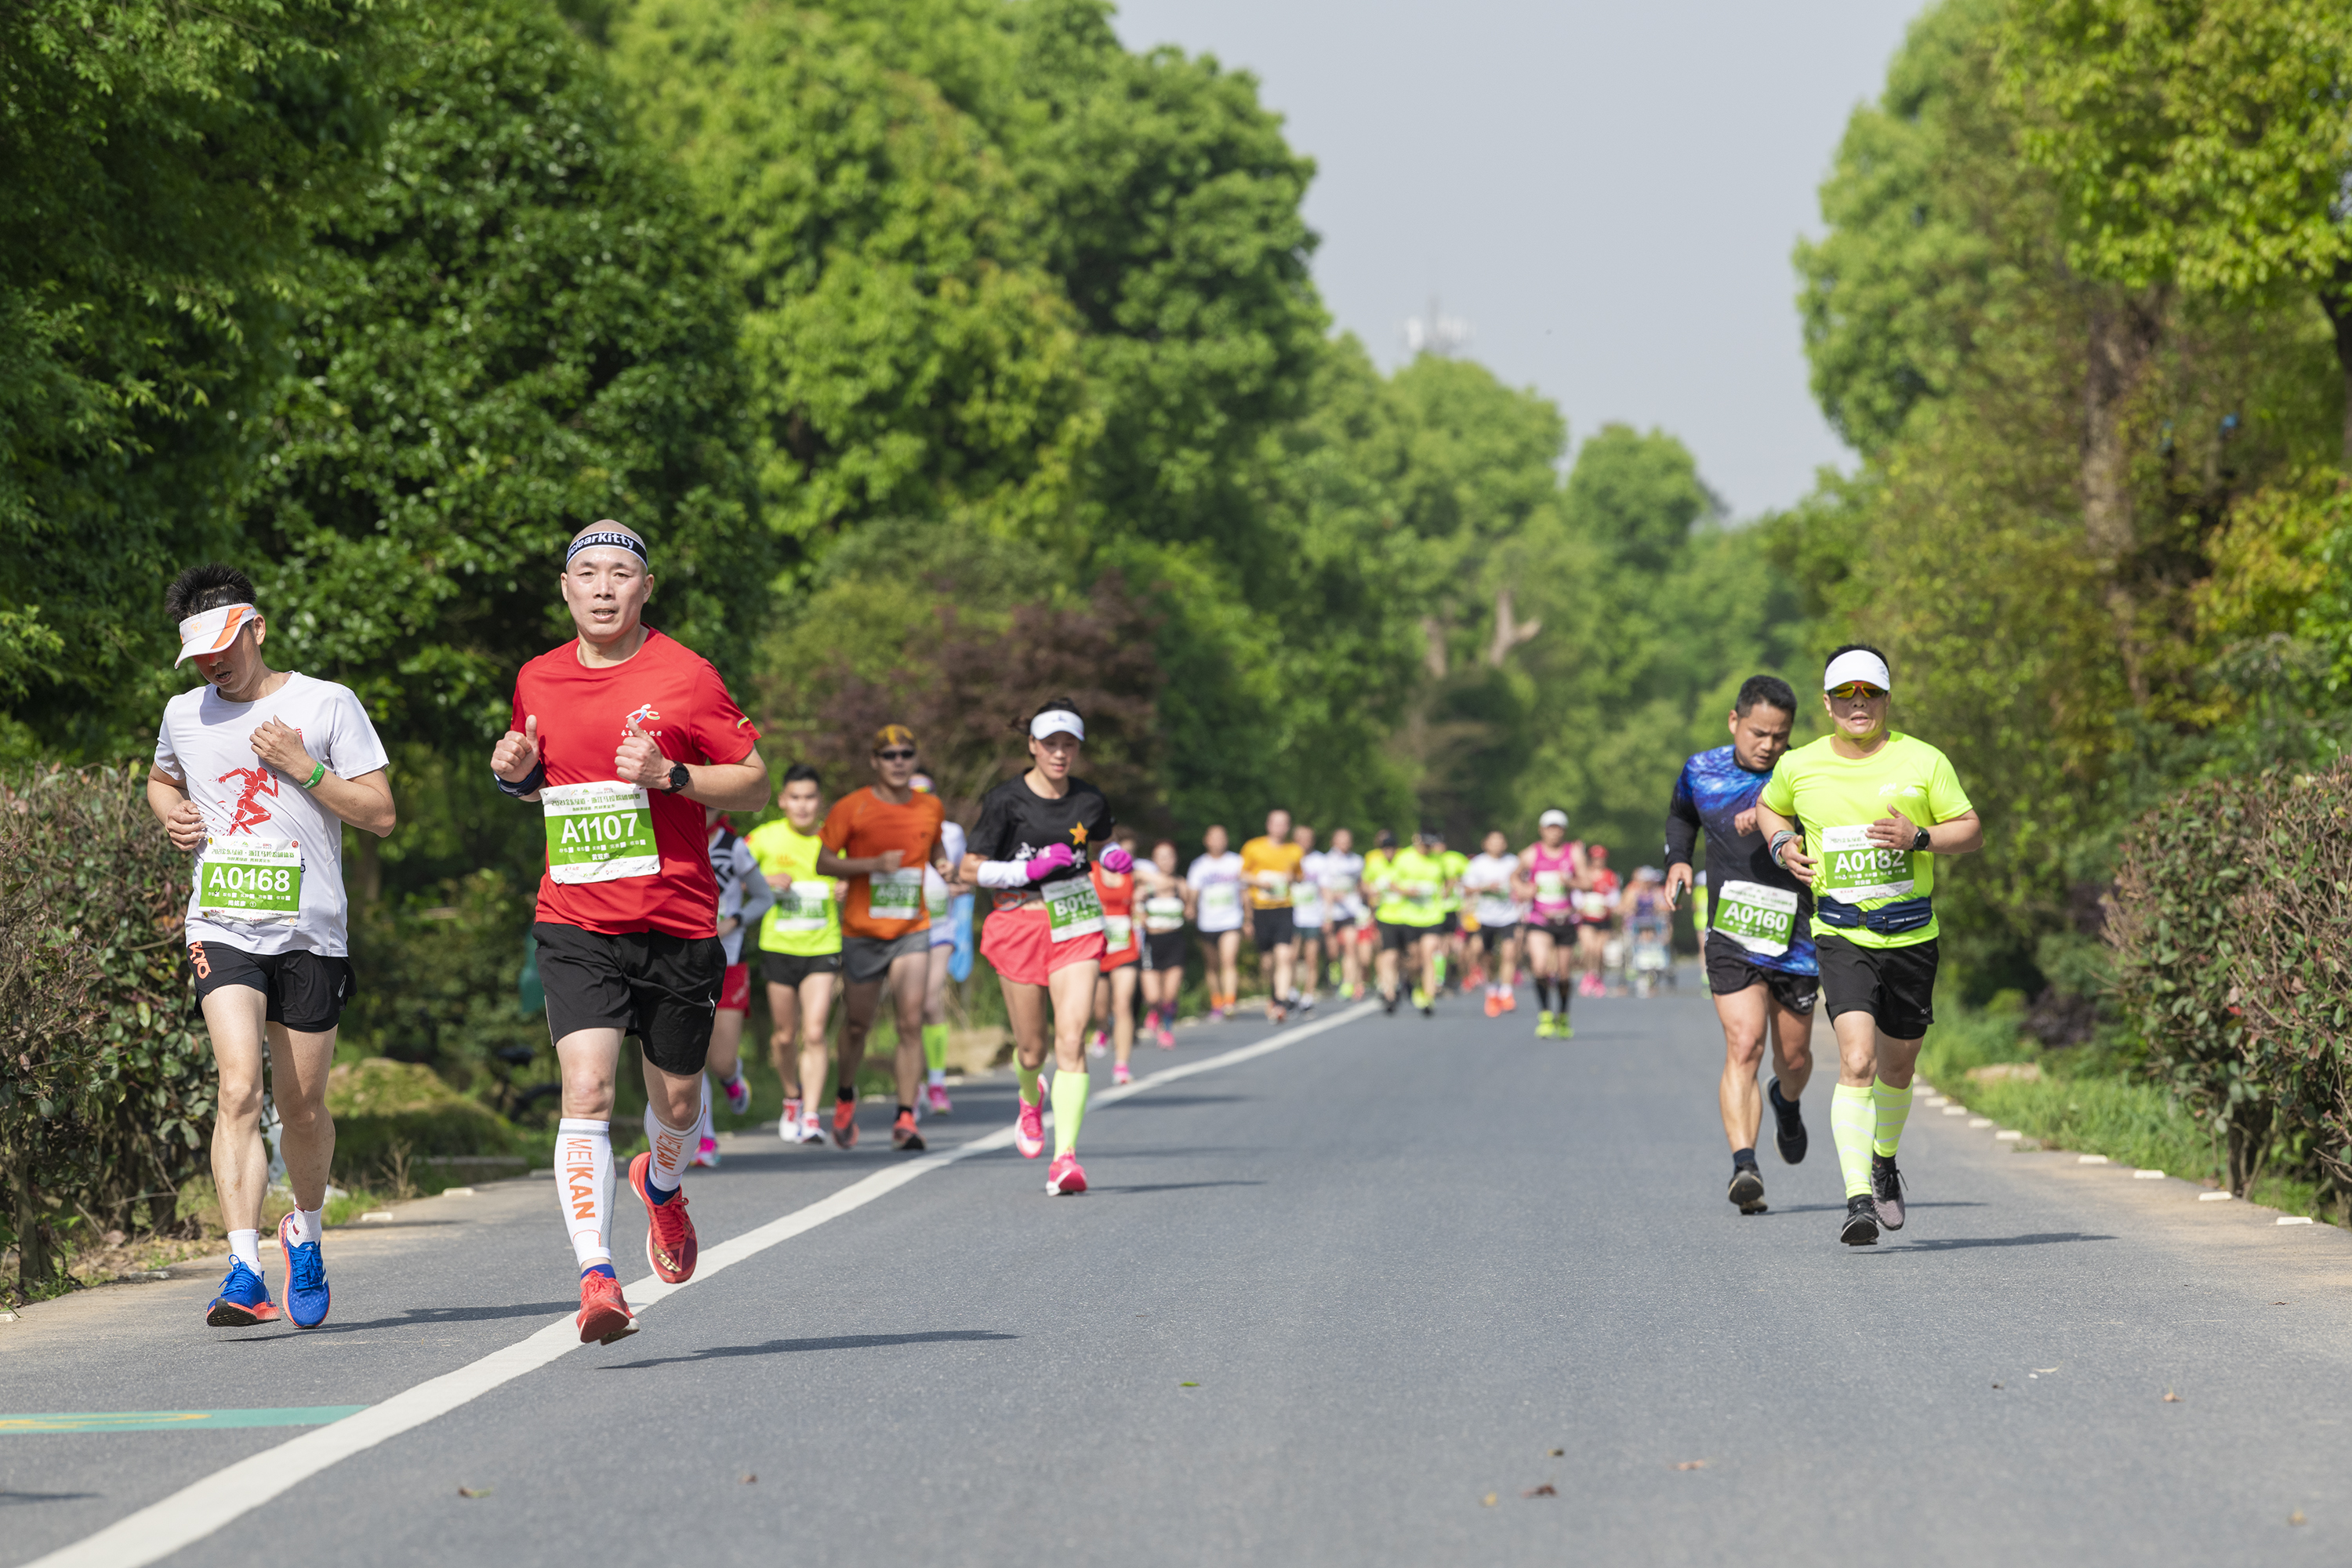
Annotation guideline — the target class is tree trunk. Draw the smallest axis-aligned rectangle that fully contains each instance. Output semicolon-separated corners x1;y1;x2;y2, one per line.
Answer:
2082;289;2164;704
2322;263;2352;475
2226;1098;2273;1199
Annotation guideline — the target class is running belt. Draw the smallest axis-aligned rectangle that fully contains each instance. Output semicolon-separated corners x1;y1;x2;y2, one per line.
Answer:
1813;895;1933;935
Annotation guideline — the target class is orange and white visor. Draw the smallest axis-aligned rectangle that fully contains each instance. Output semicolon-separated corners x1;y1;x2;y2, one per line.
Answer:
175;603;259;666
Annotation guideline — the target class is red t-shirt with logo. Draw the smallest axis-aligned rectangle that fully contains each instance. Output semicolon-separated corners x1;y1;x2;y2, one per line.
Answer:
512;630;761;938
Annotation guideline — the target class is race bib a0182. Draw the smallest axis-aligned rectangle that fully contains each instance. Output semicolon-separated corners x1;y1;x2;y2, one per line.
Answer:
1815;826;1915;905
1711;878;1798;956
775;880;833;933
1044;876;1105;941
543;782;659;884
199;837;302;924
867;869;924;921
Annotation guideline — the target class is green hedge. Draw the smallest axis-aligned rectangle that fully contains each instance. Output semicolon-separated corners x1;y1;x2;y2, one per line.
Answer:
0;765;212;1290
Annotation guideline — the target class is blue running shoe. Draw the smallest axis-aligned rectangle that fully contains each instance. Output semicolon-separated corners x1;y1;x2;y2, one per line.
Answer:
277;1211;330;1327
205;1258;281;1327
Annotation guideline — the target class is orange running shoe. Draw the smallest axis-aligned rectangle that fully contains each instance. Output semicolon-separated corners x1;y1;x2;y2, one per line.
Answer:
891;1109;926;1152
577;1271;637;1345
832;1097;859;1149
1502;991;1518;1013
1483;992;1503;1018
629;1151;698;1284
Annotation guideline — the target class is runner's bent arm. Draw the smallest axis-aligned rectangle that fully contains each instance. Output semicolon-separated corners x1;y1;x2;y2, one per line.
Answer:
1899;808;1983;857
615;726;768;814
1661;769;1700;909
1750;802;1814;884
146;768;206;852
248;716;396;837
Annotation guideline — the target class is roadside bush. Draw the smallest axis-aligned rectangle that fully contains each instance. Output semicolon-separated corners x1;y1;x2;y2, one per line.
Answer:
325;1058;525;1185
341;869;549;1105
0;765;211;1294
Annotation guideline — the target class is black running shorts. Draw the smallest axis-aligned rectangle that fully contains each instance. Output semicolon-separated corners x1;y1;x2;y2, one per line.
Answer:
1377;919;1431;953
187;942;355;1034
1142;930;1186;972
1702;931;1820;1014
1251;906;1297;952
1813;931;1936;1040
1478;923;1519;953
534;921;724;1075
760;949;843;989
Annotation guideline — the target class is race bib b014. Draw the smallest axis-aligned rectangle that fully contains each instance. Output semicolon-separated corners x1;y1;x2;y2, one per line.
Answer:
1711;878;1798;956
199;837;302;924
543;782;659;884
1815;826;1915;905
1044;876;1105;942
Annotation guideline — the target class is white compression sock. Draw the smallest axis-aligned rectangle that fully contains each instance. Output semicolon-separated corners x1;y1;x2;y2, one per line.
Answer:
289;1207;324;1246
555;1119;613;1271
646;1112;695;1195
697;1073;714;1142
228;1229;262;1271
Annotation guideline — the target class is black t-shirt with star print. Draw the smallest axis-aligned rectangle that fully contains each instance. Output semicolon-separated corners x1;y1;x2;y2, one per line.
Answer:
968;774;1116;912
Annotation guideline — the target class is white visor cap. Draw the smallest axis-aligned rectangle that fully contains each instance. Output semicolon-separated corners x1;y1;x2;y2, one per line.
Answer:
1538;809;1570;829
1029;710;1085;742
176;603;260;666
1823;649;1892;693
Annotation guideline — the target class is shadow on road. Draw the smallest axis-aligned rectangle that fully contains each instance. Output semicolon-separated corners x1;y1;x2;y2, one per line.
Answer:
315;1301;579;1333
599;1329;1018;1370
1092;1181;1266;1196
0;1492;100;1507
1890;1232;2117;1251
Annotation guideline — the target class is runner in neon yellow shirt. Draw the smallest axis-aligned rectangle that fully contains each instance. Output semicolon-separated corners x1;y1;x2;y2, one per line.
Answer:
1374;831;1450;1016
745;764;841;1146
1755;644;1982;1247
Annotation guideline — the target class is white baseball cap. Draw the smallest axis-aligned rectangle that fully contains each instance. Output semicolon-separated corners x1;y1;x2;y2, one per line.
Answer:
1823;648;1892;693
175;603;260;666
1029;709;1085;742
1538;809;1570;829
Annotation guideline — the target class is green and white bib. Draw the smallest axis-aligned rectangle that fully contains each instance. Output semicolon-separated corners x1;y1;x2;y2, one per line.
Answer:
198;837;303;924
543;782;659;885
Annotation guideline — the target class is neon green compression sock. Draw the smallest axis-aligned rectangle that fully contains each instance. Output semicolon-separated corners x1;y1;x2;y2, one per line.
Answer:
1432;953;1447;989
1830;1082;1875;1199
922;1022;949;1076
1051;1065;1090;1157
1871;1079;1914;1159
1016;1062;1041;1105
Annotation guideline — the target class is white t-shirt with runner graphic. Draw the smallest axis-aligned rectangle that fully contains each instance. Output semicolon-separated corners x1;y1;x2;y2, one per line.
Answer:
154;673;389;957
1187;851;1246;934
1464;852;1522;928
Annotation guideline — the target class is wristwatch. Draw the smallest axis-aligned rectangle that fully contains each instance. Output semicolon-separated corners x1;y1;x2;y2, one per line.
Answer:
664;762;690;794
1911;826;1931;853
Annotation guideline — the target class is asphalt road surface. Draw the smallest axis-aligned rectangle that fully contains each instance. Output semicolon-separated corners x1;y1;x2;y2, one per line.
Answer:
8;981;2352;1567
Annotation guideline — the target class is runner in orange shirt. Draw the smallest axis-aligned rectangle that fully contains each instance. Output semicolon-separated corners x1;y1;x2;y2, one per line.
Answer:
816;724;947;1152
1240;808;1305;1023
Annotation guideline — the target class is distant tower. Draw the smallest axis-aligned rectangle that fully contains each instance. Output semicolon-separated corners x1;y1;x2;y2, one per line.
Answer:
1403;294;1472;358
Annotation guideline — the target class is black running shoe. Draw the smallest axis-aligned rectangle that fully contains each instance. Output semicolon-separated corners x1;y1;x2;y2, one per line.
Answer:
1728;1165;1767;1214
1839;1193;1880;1247
1383;992;1399;1015
1768;1078;1808;1165
1870;1152;1905;1230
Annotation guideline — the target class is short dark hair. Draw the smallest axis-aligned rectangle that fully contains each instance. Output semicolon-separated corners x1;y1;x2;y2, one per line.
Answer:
782;762;822;788
1824;642;1889;674
165;564;256;622
1734;674;1798;717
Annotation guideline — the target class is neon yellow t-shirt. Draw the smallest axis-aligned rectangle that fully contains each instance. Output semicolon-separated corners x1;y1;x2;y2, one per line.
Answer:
1759;731;1972;950
1376;848;1449;927
745;820;842;957
1438;851;1468;914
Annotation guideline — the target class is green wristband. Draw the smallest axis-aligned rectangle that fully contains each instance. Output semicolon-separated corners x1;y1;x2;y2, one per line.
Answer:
301;761;327;789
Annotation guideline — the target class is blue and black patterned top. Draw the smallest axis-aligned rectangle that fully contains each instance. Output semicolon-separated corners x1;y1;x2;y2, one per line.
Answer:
1664;745;1817;976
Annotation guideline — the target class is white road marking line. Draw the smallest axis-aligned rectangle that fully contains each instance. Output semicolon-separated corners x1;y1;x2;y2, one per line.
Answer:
2134;1170;2165;1179
2278;1216;2314;1226
29;1000;1378;1568
1967;1118;1993;1128
2078;1156;2108;1165
1994;1131;2023;1142
2198;1192;2234;1201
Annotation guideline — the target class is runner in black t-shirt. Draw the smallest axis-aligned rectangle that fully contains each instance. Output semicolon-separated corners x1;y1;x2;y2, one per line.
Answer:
961;699;1125;1196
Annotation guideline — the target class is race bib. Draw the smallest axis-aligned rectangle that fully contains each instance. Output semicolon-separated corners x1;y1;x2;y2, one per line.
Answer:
1201;882;1241;919
1258;873;1290;903
926;882;949;919
1044;875;1105;941
543;782;659;884
867;869;924;920
1815;826;1915;904
775;880;833;934
1712;878;1798;956
198;837;302;924
1575;891;1608;920
1143;894;1186;933
1291;881;1323;919
1105;914;1134;949
1534;869;1566;900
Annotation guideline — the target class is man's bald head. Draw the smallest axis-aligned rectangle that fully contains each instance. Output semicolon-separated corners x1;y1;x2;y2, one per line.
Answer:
566;521;648;566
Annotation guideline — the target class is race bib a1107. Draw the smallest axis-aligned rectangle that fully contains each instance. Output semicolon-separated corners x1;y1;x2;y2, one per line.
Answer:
199;837;302;924
1814;826;1916;905
1711;878;1798;956
543;782;659;885
1043;876;1105;942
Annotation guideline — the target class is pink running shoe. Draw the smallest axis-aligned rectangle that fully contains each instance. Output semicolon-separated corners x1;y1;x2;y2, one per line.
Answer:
1086;1029;1108;1059
1113;1062;1133;1086
1046;1152;1087;1195
1156;1024;1176;1049
925;1082;953;1116
690;1136;720;1168
720;1073;751;1116
1014;1091;1046;1159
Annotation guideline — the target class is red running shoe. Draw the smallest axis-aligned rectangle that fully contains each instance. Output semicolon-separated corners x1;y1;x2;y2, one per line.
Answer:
892;1109;926;1152
629;1151;698;1284
577;1271;637;1345
1483;992;1503;1018
1014;1091;1046;1159
832;1098;859;1149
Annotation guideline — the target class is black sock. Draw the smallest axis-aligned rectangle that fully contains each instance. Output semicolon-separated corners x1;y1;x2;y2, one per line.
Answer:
1537;978;1555;1009
1733;1146;1759;1171
837;1085;857;1104
898;1103;915;1120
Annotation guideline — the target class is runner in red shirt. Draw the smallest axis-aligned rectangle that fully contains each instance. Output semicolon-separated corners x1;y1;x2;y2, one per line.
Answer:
1091;826;1142;1086
491;522;769;1345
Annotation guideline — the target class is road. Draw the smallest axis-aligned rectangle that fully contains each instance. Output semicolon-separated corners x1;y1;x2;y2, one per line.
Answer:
7;980;2352;1566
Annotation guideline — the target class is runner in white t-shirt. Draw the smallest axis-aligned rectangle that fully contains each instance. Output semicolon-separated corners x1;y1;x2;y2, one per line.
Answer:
677;808;774;1167
1186;826;1245;1021
1290;823;1325;1013
1464;833;1523;1018
1316;829;1369;1000
148;565;397;1331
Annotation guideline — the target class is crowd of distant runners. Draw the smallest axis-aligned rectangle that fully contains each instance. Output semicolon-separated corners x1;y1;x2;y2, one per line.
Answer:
151;525;1980;1339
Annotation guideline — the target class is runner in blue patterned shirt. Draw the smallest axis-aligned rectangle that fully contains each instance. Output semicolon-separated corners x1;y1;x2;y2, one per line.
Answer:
1661;674;1819;1216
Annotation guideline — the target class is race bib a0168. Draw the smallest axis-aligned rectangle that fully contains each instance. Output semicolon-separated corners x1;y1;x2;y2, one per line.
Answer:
1044;876;1105;941
1711;878;1798;956
199;837;302;924
1815;826;1916;905
867;869;924;921
543;782;659;884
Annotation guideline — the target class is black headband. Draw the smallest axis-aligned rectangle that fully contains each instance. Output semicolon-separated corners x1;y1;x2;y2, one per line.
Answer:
566;529;648;566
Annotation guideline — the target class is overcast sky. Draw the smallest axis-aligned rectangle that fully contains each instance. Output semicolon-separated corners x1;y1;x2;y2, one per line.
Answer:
1109;0;1928;518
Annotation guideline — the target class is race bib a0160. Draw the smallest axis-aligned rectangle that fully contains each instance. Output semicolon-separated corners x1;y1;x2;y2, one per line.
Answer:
1044;876;1105;942
199;837;302;924
1711;878;1798;956
867;869;924;921
543;782;659;884
1815;826;1915;904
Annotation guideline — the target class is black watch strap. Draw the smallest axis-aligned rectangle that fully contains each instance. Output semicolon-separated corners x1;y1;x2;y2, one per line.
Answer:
666;761;691;794
1911;826;1931;853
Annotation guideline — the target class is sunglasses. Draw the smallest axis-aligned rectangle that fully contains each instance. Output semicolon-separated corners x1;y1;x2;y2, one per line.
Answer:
874;747;916;762
1827;683;1887;701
